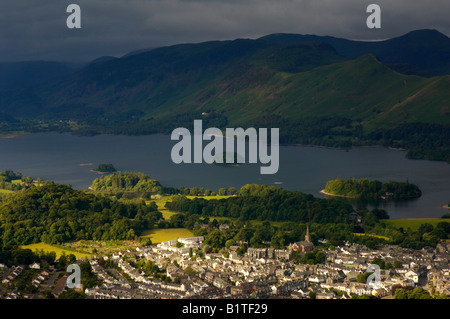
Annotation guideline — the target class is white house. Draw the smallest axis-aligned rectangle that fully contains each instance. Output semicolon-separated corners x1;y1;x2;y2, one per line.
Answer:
30;262;41;269
404;270;419;284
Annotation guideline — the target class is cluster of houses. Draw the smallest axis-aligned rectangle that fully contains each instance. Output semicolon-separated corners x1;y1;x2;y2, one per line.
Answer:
0;261;62;299
31;270;50;288
1;265;24;285
85;256;192;299
1;235;449;299
83;235;450;299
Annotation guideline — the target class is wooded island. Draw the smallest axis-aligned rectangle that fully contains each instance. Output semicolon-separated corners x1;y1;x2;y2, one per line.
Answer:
323;178;422;200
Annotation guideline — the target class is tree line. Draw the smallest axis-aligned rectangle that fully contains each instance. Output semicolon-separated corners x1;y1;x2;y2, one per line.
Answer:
90;172;163;193
90;171;236;197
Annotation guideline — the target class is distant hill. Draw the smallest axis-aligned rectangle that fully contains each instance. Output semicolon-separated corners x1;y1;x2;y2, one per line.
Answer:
89;56;118;64
0;29;448;162
259;29;450;76
0;61;82;117
0;61;81;90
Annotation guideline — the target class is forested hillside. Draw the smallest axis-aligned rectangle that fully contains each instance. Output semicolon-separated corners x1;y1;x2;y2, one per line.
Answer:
0;184;161;245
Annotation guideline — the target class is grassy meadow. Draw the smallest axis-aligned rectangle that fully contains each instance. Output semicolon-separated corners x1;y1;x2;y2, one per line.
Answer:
21;242;92;259
140;228;194;244
382;218;444;231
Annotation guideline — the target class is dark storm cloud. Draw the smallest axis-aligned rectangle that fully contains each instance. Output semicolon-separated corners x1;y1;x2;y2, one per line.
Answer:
0;0;448;62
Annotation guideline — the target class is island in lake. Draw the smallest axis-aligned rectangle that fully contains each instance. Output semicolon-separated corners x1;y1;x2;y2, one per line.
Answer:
322;178;422;201
92;163;117;174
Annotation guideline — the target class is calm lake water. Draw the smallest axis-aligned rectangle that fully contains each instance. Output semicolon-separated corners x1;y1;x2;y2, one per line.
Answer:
0;133;449;219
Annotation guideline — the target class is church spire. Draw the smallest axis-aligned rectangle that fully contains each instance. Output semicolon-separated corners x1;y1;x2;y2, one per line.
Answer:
305;202;311;243
305;224;311;243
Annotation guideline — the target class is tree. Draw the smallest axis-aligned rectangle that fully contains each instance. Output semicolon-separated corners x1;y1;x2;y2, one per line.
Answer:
67;254;77;264
271;231;285;248
236;242;247;256
58;254;68;270
409;287;432;299
225;239;236;249
394;287;432;299
58;290;86;299
184;266;197;277
204;230;226;248
356;272;371;283
419;223;434;235
189;187;199;196
371;257;386;269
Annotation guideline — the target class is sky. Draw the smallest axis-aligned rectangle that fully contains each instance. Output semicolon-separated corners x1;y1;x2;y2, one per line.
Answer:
0;0;448;63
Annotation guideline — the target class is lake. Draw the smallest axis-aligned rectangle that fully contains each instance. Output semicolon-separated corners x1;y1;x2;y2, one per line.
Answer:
0;133;449;219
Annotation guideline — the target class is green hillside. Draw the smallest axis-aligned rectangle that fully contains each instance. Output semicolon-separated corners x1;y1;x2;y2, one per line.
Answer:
24;39;448;130
201;54;445;129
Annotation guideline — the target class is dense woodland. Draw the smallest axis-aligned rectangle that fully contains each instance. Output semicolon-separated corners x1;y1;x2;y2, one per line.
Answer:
90;171;221;196
324;178;422;200
0;184;161;246
369;122;450;163
90;172;163;193
94;163;117;173
165;184;354;223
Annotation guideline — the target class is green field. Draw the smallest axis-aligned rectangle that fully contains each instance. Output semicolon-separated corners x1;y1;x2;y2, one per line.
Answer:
382;218;444;231
149;196;179;220
21;242;92;259
151;195;233;220
140;228;194;244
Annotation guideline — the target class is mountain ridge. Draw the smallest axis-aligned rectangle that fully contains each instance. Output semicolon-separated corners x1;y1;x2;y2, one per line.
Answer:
0;29;448;162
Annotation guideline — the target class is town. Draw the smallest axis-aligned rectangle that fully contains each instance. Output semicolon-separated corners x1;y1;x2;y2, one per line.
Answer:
1;233;449;300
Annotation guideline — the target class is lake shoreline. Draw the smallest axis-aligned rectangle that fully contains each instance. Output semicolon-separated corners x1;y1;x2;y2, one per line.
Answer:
0;132;414;155
320;189;358;199
0;133;23;139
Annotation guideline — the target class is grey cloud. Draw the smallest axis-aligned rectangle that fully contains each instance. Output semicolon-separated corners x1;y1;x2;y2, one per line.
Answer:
0;0;448;62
